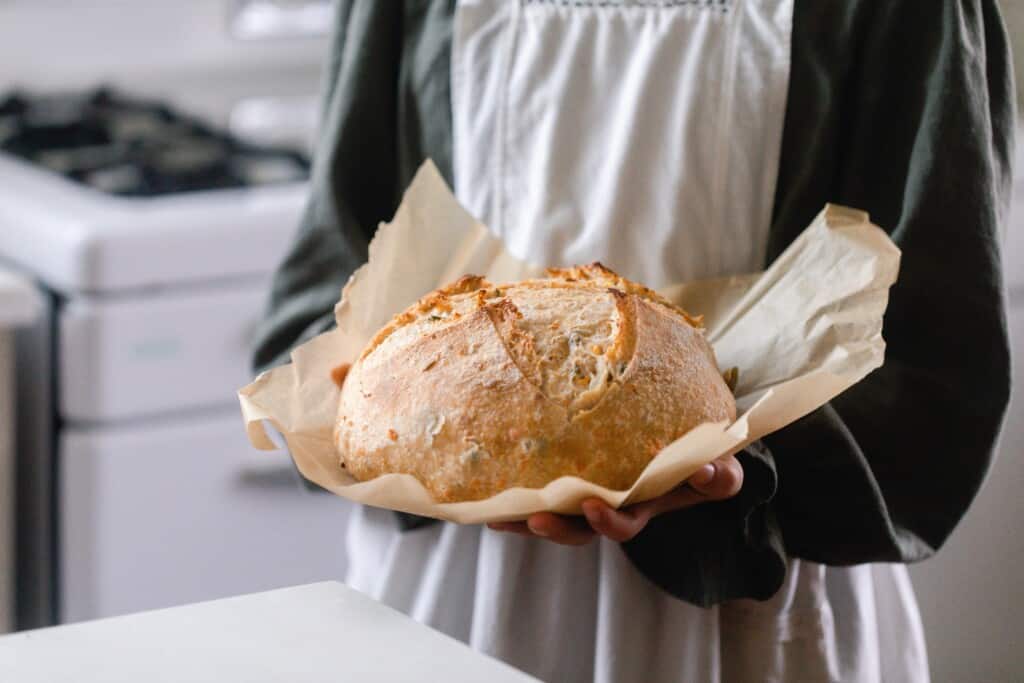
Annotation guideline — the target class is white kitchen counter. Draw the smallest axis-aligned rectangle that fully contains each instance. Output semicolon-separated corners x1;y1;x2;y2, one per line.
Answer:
0;582;539;682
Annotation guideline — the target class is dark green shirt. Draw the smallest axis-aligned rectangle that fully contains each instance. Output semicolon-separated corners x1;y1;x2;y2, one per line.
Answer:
253;0;1016;607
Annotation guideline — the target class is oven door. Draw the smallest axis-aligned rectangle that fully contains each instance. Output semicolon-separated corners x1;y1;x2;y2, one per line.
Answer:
59;409;351;623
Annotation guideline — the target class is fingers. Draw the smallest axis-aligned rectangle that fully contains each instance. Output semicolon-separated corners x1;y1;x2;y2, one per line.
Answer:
575;455;745;542
525;512;597;545
632;486;707;519
486;521;533;536
487;514;597;546
580;499;649;542
581;486;706;543
687;454;744;500
487;454;744;545
490;504;642;544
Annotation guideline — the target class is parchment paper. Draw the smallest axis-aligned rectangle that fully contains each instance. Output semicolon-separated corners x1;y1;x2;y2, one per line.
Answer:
239;160;900;523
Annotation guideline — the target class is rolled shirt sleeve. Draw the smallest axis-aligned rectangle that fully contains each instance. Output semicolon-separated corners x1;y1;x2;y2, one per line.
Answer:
251;0;404;375
765;0;1015;564
624;0;1015;605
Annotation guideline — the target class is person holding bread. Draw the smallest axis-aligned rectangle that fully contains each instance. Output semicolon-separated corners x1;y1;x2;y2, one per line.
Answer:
252;2;1015;681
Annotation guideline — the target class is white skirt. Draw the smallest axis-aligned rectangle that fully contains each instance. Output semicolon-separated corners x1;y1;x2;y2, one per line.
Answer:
345;505;929;683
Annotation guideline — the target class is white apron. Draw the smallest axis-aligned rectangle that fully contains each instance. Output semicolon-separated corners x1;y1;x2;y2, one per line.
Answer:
346;1;929;680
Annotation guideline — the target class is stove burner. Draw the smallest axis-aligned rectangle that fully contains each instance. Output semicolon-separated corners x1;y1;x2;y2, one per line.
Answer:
0;88;309;197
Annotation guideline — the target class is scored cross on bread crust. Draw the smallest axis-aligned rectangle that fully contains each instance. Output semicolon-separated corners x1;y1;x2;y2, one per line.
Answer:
334;263;735;502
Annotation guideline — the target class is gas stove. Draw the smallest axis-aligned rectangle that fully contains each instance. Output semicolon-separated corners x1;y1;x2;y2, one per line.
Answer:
0;88;310;294
1;86;351;633
0;89;308;197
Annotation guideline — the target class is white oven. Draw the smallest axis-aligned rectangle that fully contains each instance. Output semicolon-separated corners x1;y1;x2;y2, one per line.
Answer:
0;1;350;628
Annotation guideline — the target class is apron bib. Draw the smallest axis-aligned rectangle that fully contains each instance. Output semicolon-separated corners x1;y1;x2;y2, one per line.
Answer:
451;0;792;285
346;2;929;681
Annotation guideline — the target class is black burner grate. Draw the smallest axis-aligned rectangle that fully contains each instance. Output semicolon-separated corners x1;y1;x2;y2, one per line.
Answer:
0;88;310;197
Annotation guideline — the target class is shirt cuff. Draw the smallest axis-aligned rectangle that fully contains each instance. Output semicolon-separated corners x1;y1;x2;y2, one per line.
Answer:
621;442;786;607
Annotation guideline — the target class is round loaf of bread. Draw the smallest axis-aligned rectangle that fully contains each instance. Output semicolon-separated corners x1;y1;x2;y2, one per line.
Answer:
333;263;736;503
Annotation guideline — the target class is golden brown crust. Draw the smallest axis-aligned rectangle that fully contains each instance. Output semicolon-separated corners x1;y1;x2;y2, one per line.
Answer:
546;262;704;327
335;264;736;502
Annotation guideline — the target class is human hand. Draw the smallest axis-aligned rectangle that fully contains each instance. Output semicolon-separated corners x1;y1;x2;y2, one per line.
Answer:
486;454;743;545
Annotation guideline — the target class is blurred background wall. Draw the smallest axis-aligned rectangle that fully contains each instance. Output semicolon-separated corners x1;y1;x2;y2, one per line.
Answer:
906;4;1024;682
1007;2;1024;113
